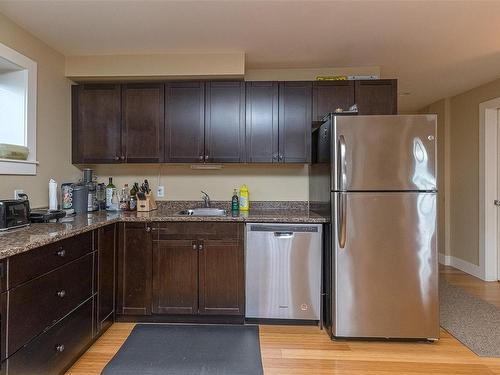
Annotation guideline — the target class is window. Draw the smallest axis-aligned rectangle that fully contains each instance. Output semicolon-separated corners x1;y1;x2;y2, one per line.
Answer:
0;43;37;175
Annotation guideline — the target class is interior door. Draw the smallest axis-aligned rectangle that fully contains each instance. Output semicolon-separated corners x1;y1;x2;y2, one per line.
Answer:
333;191;439;339
333;115;437;191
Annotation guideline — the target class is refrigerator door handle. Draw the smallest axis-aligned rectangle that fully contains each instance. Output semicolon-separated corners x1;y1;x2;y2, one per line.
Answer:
337;192;347;249
338;135;347;191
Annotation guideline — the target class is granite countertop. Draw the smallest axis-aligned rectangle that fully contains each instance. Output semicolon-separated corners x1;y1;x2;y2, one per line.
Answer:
0;203;328;260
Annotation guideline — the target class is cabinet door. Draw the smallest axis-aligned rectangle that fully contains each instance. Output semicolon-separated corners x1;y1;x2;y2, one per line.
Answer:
198;238;244;316
122;83;164;163
312;81;355;121
354;79;398;115
152;240;198;315
165;82;205;163
72;84;122;163
117;222;152;316
278;82;312;163
97;224;115;331
245;81;279;163
205;81;246;163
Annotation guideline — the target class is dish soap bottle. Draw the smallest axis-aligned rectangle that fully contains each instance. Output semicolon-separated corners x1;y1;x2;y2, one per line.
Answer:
239;184;249;211
231;189;239;214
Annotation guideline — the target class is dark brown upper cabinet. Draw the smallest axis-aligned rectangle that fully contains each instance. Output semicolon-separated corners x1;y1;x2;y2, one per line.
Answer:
355;79;398;115
278;81;312;163
72;84;122;164
165;82;205;163
245;82;279;163
312;81;355;121
205;81;246;163
122;83;164;163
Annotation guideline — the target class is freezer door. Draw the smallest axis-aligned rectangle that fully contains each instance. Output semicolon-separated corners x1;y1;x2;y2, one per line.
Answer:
332;115;437;191
333;192;439;339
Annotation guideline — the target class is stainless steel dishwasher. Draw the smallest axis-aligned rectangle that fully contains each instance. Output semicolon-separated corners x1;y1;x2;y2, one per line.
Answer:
245;223;322;320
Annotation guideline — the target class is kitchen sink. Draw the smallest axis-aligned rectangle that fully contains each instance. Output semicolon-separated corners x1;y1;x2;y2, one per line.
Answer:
175;208;227;217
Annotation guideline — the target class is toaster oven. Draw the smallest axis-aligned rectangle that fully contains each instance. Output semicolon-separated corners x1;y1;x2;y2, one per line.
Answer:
0;199;30;231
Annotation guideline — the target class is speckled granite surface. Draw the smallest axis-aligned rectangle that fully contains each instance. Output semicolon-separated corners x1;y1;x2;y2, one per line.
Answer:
0;202;327;260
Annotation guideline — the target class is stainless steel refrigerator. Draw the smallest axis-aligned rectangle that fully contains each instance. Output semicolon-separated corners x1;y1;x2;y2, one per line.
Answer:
310;114;439;340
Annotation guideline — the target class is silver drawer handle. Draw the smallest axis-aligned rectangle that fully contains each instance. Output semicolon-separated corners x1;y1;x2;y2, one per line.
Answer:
55;344;65;352
56;248;66;257
57;290;66;298
274;232;293;238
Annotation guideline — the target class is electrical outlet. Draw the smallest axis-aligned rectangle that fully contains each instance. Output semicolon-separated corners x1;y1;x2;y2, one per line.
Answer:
14;189;24;199
157;185;165;198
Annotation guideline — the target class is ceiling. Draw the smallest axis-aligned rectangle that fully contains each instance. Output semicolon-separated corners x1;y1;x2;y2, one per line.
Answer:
1;0;500;111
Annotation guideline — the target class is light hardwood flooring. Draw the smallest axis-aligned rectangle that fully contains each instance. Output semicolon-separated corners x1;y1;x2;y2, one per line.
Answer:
67;267;500;375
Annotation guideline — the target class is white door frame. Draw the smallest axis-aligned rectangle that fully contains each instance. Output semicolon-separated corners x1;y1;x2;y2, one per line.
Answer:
479;97;500;281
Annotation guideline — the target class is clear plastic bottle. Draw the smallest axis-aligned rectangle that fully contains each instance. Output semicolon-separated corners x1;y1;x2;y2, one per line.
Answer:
119;184;130;211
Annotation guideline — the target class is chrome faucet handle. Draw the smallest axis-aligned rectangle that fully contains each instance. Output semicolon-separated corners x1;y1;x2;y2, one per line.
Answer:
201;191;211;208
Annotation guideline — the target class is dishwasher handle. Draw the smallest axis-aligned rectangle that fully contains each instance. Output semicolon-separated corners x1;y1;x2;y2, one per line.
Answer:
273;232;294;238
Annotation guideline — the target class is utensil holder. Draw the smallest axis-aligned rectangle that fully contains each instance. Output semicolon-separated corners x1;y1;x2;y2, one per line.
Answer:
137;192;157;212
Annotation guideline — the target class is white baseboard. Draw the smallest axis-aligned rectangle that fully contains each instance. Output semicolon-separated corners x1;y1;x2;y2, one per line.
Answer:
438;253;451;265
439;254;483;279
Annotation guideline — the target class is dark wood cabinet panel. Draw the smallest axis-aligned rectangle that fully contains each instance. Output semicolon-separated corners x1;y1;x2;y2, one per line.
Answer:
354;79;398;115
9;231;92;289
7;298;93;375
97;224;115;331
198;238;244;316
72;84;122;164
122;83;164;163
245;81;279;163
205;81;246;163
165;82;205;163
152;240;198;315
8;254;93;357
279;82;312;163
312;81;355;121
117;222;153;316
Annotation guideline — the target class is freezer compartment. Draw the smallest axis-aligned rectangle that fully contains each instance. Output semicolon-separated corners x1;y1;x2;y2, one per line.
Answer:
332;192;439;339
245;223;322;320
332;115;437;191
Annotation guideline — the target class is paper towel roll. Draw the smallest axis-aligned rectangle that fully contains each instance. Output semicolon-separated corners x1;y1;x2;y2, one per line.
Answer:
49;178;58;210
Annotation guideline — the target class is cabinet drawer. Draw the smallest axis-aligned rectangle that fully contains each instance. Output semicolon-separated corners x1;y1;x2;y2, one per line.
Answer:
157;222;242;241
9;232;92;289
7;298;93;375
8;254;93;357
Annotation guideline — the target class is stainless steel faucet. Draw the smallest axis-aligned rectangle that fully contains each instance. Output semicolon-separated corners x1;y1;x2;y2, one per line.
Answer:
201;191;211;208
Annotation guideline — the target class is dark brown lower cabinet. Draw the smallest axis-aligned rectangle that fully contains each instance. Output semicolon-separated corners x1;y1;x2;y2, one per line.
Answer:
97;224;116;332
152;240;198;314
151;222;245;318
117;222;153;316
6;298;93;375
199;238;244;315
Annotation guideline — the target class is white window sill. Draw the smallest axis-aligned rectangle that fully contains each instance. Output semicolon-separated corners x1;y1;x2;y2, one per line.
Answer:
0;158;39;175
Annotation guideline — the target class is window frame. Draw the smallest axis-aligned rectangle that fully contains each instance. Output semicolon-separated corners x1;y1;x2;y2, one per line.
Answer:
0;42;37;175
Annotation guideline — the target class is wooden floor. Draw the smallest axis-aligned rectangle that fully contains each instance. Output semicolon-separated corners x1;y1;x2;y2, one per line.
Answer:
67;267;500;375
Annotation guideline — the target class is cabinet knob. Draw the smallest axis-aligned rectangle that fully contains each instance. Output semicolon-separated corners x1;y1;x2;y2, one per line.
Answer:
56;248;66;257
57;290;66;298
192;244;197;250
199;155;204;161
145;227;152;232
204;155;209;161
279;154;284;161
114;156;120;161
55;344;65;353
198;244;203;251
120;155;125;161
272;154;277;161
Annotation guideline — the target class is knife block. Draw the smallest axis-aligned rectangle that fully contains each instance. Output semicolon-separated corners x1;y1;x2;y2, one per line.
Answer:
137;192;157;212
